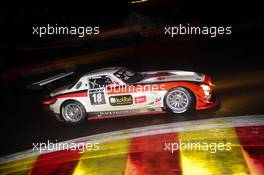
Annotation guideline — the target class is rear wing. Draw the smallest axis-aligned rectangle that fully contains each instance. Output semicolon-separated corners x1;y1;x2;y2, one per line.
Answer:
27;72;74;90
33;72;74;86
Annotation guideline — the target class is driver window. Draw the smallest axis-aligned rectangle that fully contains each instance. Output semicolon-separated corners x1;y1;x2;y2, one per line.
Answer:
88;75;113;89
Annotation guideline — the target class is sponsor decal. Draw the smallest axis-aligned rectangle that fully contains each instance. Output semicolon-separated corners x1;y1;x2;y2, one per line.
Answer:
98;110;134;116
149;97;162;105
109;95;133;106
155;97;162;103
135;96;147;104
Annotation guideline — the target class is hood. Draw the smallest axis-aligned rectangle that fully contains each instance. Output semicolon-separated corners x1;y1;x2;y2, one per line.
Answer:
137;70;205;84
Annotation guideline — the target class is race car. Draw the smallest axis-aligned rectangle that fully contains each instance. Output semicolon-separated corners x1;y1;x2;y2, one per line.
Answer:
40;67;219;124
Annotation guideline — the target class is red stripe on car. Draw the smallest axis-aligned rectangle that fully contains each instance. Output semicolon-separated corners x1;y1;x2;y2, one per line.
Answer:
56;91;87;99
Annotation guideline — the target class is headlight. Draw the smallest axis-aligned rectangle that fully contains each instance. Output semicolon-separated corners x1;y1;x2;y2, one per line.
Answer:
200;84;211;96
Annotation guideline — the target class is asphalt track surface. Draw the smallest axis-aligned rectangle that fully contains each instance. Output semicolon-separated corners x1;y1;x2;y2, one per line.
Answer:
0;32;264;157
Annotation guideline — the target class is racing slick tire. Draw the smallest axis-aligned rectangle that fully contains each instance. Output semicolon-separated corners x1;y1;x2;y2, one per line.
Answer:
61;100;86;124
164;87;195;114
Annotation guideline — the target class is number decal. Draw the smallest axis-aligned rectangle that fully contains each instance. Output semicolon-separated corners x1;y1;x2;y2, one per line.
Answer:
92;93;102;103
89;88;106;105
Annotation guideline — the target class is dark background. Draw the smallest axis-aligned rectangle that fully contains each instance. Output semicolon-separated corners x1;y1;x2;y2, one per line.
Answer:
0;1;262;43
0;1;263;69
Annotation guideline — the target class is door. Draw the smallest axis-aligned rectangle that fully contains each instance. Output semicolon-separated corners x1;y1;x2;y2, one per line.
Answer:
87;75;113;111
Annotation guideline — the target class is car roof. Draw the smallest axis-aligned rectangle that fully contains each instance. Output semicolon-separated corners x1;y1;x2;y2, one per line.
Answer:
83;67;124;77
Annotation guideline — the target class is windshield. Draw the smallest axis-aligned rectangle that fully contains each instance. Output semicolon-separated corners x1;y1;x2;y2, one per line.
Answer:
114;68;143;84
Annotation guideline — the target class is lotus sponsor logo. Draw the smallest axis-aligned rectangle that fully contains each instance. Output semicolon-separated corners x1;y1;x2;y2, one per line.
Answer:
135;96;147;104
109;95;133;106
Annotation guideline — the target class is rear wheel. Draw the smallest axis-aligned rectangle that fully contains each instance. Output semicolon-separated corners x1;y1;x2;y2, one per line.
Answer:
164;87;194;114
61;100;86;124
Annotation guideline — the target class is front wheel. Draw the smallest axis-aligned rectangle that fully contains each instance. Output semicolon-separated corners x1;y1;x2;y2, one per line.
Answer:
164;87;195;114
61;100;86;124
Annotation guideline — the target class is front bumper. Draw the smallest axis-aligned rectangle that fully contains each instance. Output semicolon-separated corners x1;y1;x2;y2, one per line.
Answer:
196;94;220;110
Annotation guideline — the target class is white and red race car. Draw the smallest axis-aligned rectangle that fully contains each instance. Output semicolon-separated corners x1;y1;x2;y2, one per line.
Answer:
40;67;219;124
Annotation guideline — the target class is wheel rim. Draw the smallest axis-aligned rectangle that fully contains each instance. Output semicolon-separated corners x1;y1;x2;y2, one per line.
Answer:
166;89;189;113
63;103;83;122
